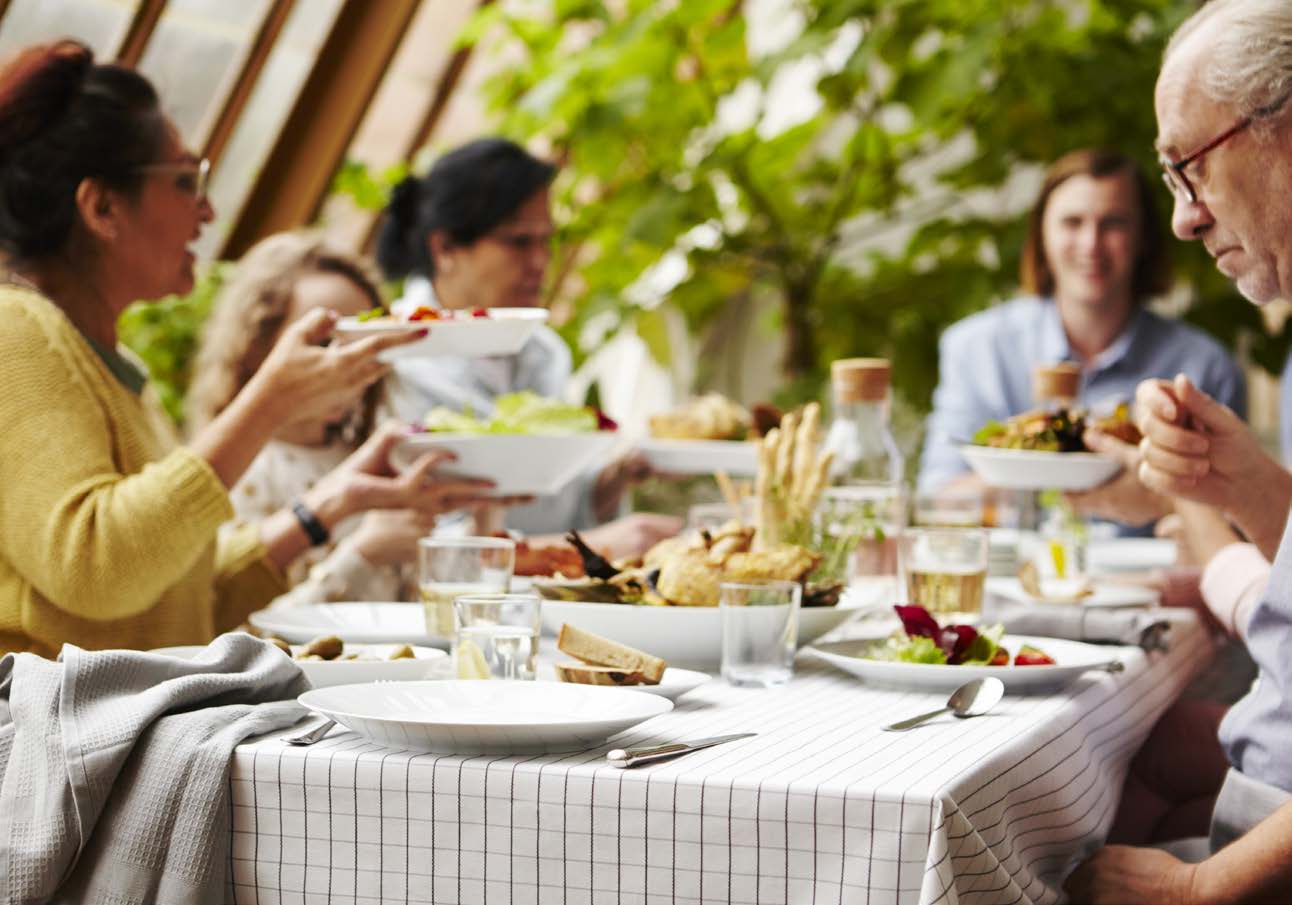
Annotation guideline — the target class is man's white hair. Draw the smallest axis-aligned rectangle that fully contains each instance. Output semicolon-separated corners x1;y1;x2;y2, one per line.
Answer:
1166;0;1292;117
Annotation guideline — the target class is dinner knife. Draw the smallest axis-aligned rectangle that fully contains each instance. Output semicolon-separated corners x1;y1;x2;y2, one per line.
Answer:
607;732;756;768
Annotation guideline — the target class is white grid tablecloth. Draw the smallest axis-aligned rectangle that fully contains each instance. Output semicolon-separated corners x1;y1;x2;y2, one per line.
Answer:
226;612;1212;905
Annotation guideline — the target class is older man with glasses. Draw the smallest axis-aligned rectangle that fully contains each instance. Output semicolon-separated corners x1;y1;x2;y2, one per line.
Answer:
1067;1;1292;902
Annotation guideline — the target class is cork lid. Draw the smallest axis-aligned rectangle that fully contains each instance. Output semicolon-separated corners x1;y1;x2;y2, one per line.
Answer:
832;358;890;403
1033;363;1080;403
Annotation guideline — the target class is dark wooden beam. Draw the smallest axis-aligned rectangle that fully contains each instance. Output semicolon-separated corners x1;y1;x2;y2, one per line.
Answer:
219;0;421;259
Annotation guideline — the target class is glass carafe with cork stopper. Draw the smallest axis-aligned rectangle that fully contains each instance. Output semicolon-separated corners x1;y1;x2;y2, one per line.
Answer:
824;358;904;484
818;358;905;600
1033;361;1087;575
1032;362;1084;450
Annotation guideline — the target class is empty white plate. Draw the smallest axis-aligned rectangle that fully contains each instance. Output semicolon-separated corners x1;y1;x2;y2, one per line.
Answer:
250;602;440;646
299;679;673;754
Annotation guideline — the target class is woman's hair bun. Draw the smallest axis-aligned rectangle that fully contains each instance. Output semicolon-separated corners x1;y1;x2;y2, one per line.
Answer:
386;176;422;225
0;40;91;156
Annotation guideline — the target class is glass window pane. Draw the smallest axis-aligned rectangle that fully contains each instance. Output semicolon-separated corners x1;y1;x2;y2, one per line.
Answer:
0;0;139;59
137;0;273;143
191;0;344;259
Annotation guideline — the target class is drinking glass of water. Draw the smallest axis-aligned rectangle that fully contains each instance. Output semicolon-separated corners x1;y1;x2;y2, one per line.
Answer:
900;528;989;620
418;536;514;641
719;579;801;688
453;594;541;680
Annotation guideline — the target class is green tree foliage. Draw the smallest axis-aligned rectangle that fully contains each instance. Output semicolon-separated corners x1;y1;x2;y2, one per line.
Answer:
462;0;1280;410
118;263;228;425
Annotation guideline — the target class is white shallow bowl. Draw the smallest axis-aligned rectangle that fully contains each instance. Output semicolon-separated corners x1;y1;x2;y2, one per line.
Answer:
636;438;759;476
334;309;548;361
541;601;861;669
810;634;1121;692
547;665;711;702
1087;538;1178;574
985;577;1159;609
961;446;1120;491
250;602;441;646
299;679;673;754
392;432;619;496
152;642;446;688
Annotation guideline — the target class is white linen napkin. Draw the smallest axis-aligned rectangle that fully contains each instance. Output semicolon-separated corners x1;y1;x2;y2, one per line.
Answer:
990;601;1170;647
0;633;308;905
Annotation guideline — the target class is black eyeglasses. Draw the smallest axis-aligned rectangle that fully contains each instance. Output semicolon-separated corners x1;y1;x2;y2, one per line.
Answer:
134;157;210;202
1160;95;1289;204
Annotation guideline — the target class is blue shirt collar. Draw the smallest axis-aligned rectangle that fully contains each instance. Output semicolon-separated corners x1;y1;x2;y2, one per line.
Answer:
1038;297;1145;376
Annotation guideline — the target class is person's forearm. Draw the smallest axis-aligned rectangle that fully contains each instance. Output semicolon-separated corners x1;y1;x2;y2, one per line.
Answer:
1175;500;1242;565
1192;797;1292;904
1228;461;1292;560
258;479;357;572
187;374;292;489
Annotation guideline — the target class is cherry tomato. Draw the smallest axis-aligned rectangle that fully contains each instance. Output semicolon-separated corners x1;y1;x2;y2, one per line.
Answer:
1014;645;1055;666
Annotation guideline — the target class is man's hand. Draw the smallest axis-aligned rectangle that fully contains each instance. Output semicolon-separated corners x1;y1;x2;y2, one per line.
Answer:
1135;375;1292;559
1065;845;1200;905
1066;429;1171;527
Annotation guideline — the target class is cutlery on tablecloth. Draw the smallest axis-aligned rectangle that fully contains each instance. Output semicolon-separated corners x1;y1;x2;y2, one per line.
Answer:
285;718;337;746
607;732;755;768
883;677;1005;732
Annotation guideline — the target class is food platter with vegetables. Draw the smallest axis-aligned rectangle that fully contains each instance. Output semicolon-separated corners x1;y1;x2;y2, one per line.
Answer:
810;605;1123;691
333;306;549;361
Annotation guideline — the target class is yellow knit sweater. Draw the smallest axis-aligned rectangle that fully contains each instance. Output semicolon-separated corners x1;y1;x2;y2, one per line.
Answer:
0;286;287;657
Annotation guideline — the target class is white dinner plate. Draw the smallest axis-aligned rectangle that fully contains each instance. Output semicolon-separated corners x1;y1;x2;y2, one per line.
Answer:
985;577;1159;609
548;665;711;702
961;446;1120;491
298;679;673;754
250;602;442;646
1087;538;1178;574
541;601;861;669
334;309;548;361
392;432;619;496
810;634;1121;692
636;438;759;476
152;642;446;688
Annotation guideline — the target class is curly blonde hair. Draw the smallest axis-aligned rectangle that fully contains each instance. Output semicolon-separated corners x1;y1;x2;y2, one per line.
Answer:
186;231;383;434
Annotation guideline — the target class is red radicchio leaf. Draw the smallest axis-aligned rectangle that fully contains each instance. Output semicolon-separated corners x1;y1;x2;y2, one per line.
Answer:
940;625;980;664
894;605;941;640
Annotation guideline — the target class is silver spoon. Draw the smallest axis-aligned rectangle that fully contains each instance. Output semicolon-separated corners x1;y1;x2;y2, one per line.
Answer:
882;677;1005;732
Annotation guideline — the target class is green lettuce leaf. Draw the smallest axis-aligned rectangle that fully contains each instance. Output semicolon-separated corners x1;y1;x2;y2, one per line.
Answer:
870;634;948;665
421;391;598;435
958;623;1006;665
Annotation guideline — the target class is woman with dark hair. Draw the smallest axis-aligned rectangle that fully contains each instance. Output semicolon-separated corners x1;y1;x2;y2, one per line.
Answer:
0;42;444;656
376;138;681;557
917;148;1246;526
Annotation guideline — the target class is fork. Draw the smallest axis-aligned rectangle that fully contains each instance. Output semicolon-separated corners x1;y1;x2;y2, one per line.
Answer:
285;718;337;746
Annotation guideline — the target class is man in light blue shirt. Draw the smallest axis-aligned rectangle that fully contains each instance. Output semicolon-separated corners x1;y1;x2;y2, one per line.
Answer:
918;149;1245;503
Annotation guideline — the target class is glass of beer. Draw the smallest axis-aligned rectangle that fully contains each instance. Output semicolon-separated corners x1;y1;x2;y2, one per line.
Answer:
900;528;988;620
417;536;515;641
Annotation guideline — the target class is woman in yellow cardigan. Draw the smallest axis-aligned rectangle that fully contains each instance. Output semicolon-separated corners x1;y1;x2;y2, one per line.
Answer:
0;42;483;656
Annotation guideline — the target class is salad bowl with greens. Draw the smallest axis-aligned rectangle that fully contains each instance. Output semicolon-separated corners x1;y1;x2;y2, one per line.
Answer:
392;392;618;495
